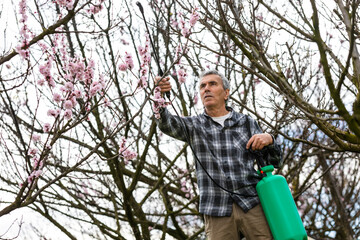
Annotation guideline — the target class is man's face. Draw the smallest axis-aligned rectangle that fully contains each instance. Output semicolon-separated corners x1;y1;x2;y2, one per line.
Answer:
199;74;229;109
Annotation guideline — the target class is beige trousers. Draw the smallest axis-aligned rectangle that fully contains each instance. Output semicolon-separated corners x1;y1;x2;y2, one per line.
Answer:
204;203;273;240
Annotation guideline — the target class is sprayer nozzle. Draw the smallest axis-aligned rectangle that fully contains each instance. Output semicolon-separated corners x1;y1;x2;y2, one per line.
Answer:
135;2;144;13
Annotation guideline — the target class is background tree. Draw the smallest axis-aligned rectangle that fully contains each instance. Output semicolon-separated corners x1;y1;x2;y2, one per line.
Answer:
0;0;359;239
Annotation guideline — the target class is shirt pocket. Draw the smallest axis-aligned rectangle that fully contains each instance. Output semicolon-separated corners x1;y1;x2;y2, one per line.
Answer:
231;128;248;151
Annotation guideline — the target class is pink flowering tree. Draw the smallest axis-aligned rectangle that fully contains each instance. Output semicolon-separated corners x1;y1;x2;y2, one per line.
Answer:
0;0;359;239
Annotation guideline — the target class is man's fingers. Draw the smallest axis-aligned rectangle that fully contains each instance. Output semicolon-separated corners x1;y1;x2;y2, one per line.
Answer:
246;134;271;150
246;137;254;149
155;76;170;83
154;76;172;93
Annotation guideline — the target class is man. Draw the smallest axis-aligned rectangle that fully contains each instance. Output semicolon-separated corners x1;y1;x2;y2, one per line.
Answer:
155;70;282;239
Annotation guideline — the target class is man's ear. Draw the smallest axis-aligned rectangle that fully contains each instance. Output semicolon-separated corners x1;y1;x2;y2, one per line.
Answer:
225;89;230;100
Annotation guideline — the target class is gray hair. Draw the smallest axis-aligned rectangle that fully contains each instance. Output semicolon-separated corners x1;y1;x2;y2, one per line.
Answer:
199;69;230;91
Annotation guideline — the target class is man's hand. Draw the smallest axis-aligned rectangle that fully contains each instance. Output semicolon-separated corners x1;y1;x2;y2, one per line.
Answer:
246;133;273;151
155;76;172;93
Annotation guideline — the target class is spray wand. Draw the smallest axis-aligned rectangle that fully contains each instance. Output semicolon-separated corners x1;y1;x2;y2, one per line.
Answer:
136;2;170;99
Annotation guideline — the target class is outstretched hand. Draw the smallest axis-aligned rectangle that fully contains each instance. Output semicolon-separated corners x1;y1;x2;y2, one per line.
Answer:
155;76;172;93
246;133;273;151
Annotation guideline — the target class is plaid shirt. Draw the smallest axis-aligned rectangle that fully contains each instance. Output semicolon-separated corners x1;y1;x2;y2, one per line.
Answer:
157;107;282;217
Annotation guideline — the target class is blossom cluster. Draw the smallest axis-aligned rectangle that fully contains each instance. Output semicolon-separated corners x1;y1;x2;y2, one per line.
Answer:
152;87;169;119
118;52;135;72
39;39;105;126
119;138;138;165
38;57;55;87
26;135;44;184
54;0;74;10
171;8;200;38
177;68;187;84
172;44;189;84
16;0;30;59
87;0;105;14
137;34;152;88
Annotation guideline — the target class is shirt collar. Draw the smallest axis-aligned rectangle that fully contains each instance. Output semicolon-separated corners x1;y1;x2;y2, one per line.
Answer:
202;106;246;127
203;106;233;118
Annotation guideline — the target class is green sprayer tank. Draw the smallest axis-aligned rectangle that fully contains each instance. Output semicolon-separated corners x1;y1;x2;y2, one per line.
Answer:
256;165;308;240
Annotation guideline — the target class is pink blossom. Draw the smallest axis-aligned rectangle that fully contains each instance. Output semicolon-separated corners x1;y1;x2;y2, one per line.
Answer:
152;87;168;119
171;18;179;28
39;61;51;76
20;27;28;38
104;98;111;107
118;63;128;71
119;138;138;163
88;5;103;14
181;27;190;38
64;109;72;119
27;170;43;184
138;46;147;56
32;134;41;143
64;82;74;91
47;78;56;88
138;76;148;88
84;62;95;84
140;67;148;76
63;100;73;109
33;156;42;168
28;148;38;156
16;46;29;60
99;74;106;88
39;59;54;87
142;53;151;64
136;34;152;89
43;123;51;133
175;44;182;62
34;170;42;177
122;150;137;163
70;95;77;107
55;0;74;10
177;68;187;83
37;79;45;86
179;18;186;28
47;109;60;117
89;82;103;97
256;14;264;21
53;93;62;102
73;90;82;98
88;59;95;68
124;52;134;70
17;0;30;60
68;60;85;81
189;9;200;27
